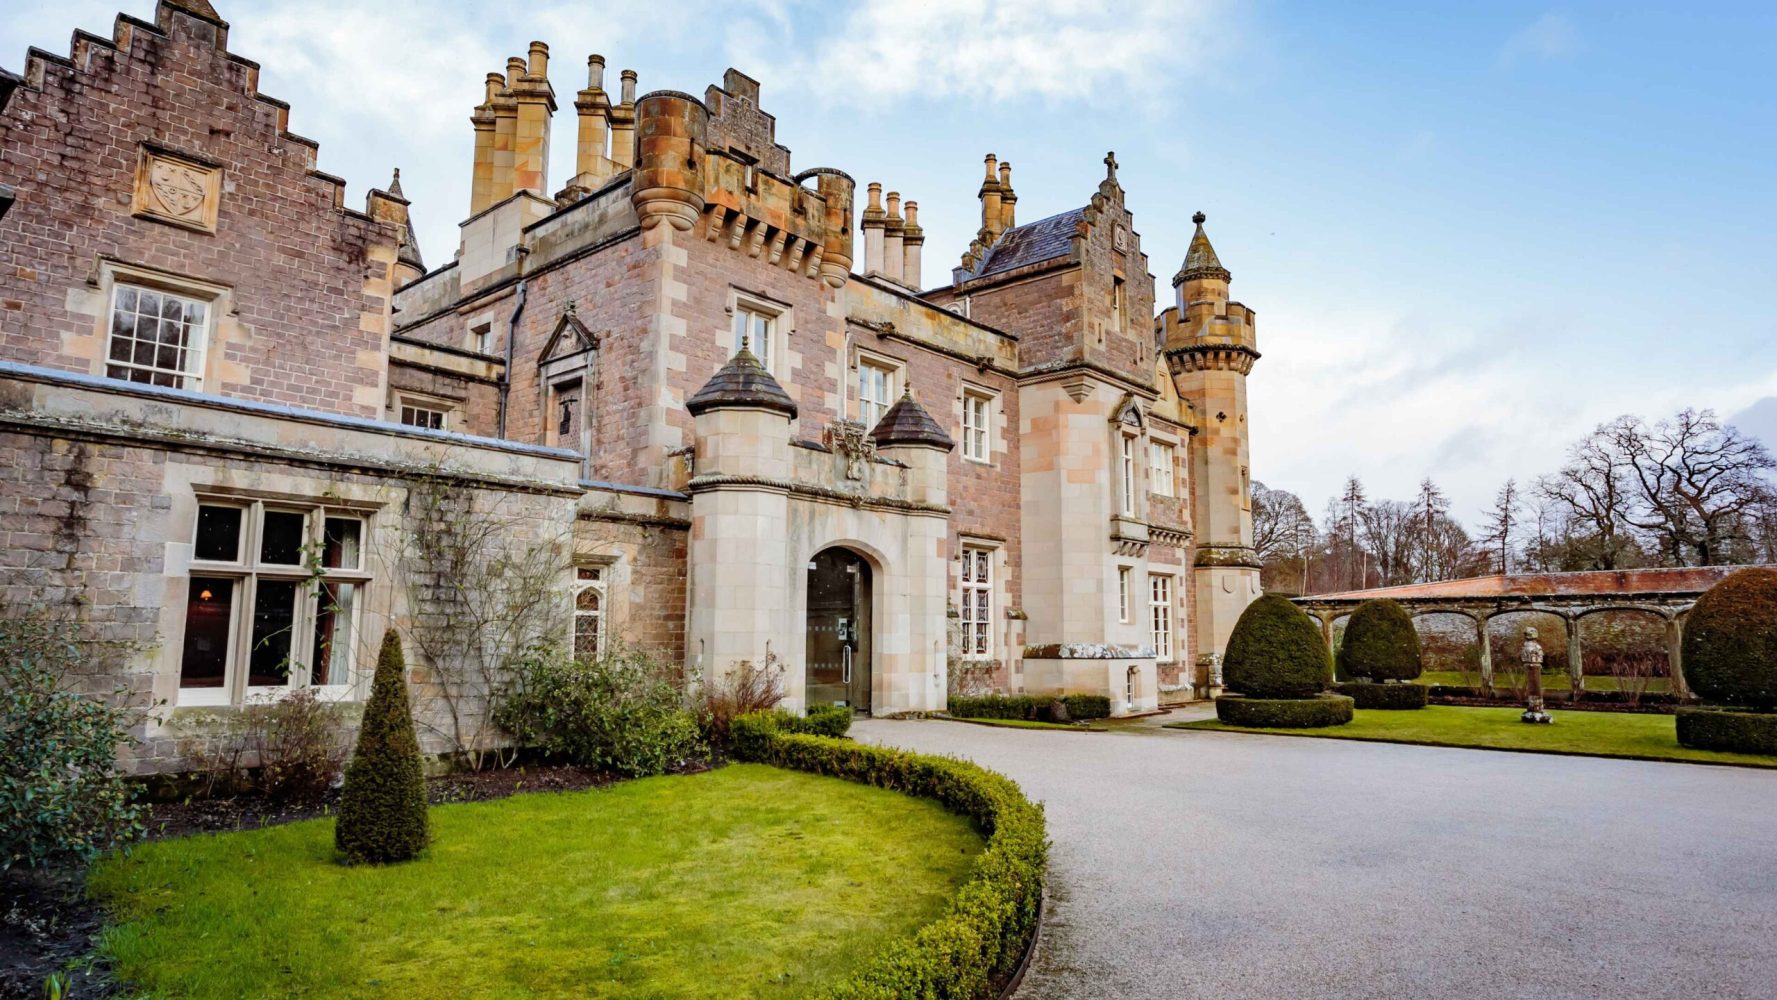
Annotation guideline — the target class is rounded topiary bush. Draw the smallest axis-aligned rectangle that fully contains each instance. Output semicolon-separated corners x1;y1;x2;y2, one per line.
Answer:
1222;594;1333;699
1334;680;1430;710
335;630;430;865
1337;599;1423;682
1682;568;1777;708
1676;706;1777;755
1216;693;1354;728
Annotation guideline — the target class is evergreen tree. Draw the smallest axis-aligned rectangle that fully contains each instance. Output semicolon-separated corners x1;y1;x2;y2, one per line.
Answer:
336;630;430;864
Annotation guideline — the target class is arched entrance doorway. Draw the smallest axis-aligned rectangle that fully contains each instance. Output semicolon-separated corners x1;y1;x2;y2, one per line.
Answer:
806;548;873;712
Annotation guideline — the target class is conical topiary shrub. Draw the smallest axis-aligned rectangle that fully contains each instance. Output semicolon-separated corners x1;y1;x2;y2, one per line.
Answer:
1676;568;1777;754
1333;598;1429;709
336;630;429;864
1218;594;1351;727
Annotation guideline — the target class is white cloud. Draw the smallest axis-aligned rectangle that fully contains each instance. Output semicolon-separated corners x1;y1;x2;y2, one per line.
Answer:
1499;10;1578;66
784;0;1228;104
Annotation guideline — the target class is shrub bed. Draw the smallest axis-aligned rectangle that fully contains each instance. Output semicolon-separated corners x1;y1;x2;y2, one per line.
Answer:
1675;707;1777;755
732;711;1046;999
1215;693;1354;729
947;693;1113;722
1426;685;1678;712
1334;681;1429;710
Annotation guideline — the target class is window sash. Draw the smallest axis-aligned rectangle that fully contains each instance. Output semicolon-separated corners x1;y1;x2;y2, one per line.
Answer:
960;548;993;660
400;404;447;430
1120;435;1137;516
1150;442;1175;497
1118;567;1132;623
734;306;775;370
106;283;210;389
573;582;604;660
1149;575;1174;662
963;393;991;462
859;362;893;427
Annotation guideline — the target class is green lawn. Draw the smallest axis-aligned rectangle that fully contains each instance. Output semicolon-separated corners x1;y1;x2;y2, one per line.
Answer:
1170;705;1777;768
90;764;983;999
942;715;1105;732
1416;670;1672;693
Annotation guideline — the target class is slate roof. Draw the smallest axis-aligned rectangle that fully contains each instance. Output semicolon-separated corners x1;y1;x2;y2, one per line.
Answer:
956;207;1084;282
685;347;798;418
870;389;954;450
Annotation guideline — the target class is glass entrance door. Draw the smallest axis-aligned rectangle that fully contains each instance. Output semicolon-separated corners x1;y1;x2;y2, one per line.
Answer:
805;549;872;712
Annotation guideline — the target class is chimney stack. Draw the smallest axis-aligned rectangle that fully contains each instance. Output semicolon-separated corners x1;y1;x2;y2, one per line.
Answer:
860;181;886;275
998;161;1016;232
468;72;501;214
882;191;905;282
488;61;522;204
609;69;638;169
902;200;924;288
509;43;558;198
979;153;1004;241
572;55;614;190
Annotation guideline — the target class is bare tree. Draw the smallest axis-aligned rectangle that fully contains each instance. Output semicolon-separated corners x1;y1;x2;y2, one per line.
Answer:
1536;422;1640;570
1614;409;1775;565
400;471;571;770
1360;500;1417;587
1412;478;1452;580
1479;479;1521;575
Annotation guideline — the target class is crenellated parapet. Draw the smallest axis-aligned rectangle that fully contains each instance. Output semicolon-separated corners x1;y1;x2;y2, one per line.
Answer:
631;90;708;232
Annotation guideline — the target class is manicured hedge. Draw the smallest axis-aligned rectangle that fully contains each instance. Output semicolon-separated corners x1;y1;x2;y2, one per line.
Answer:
732;712;1046;999
1222;595;1333;698
1334;680;1429;710
1337;599;1422;682
1675;706;1777;755
1215;693;1354;728
947;693;1112;722
1682;568;1777;708
731;707;852;751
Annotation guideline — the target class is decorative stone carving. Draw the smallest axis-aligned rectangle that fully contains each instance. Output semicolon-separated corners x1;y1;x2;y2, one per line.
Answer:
132;147;221;233
824;419;876;481
1520;626;1553;723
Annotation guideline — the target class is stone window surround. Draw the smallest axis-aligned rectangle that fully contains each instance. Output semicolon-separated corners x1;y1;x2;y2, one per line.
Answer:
1118;429;1140;518
724;288;793;376
852;347;903;429
957;539;1001;662
960;383;997;466
93;260;231;393
1117;564;1133;623
175;493;375;708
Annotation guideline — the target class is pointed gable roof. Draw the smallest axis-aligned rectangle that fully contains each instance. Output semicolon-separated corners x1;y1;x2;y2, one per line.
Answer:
686;347;797;418
539;304;598;362
869;388;954;450
1174;210;1229;285
955;207;1085;282
388;168;425;272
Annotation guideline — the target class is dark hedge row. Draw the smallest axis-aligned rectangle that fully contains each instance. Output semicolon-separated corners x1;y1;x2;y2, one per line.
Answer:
948;693;1111;722
731;712;1047;999
1333;680;1429;710
1223;595;1333;699
1215;693;1354;728
1675;707;1777;755
1682;568;1777;708
1337;599;1423;682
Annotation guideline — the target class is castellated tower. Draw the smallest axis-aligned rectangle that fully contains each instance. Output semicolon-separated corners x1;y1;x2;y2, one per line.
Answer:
1161;212;1261;677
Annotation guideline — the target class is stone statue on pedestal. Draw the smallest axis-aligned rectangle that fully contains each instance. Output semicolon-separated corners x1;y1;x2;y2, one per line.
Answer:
1520;626;1553;724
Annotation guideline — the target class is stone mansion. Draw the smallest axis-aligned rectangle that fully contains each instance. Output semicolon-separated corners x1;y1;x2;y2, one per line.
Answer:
0;1;1262;771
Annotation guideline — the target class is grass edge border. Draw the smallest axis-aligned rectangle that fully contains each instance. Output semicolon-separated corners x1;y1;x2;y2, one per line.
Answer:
1162;719;1777;770
731;711;1048;998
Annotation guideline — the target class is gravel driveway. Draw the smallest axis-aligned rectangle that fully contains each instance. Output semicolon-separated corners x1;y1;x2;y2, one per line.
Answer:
852;714;1777;1000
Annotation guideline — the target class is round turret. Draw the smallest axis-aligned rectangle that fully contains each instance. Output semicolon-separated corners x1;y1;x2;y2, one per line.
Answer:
632;91;708;231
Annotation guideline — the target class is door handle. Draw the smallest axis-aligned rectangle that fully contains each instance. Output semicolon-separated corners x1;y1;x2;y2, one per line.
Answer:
842;645;852;684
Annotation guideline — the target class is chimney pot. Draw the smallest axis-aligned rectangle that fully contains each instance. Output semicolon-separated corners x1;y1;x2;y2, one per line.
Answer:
506;57;525;87
620;69;637;105
904;200;919;226
984;153;998;181
588;54;605;90
999;162;1011;186
528;41;549;79
484;72;504;104
866;181;882;210
886;191;901;219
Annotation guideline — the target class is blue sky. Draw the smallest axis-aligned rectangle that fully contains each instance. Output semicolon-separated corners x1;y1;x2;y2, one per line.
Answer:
5;1;1774;523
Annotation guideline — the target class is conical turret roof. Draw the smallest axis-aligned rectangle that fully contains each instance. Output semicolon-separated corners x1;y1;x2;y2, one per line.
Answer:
686;346;797;418
869;387;954;450
388;168;425;272
1174;210;1229;285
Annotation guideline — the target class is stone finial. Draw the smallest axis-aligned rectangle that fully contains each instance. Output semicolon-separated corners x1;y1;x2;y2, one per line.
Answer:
1104;150;1119;180
388;167;404;198
1192;210;1206;225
